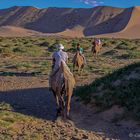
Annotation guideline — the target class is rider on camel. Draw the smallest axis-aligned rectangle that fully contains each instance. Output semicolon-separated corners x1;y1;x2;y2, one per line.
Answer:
76;43;86;64
52;44;68;73
49;44;68;89
92;38;102;46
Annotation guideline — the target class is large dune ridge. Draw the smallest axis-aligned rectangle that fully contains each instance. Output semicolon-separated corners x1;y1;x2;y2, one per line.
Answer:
120;6;140;38
92;6;140;39
0;6;139;38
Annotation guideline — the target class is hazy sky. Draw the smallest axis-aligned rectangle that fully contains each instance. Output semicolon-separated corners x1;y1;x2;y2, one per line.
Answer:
0;0;140;9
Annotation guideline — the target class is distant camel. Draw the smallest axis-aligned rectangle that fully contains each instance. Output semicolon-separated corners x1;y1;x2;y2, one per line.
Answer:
73;51;84;74
50;61;75;119
91;42;102;58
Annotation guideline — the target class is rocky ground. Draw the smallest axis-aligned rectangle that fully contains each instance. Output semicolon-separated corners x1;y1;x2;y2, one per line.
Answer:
0;76;104;140
0;76;140;140
0;37;140;139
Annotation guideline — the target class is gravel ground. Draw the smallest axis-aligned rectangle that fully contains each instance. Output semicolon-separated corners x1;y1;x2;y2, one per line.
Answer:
0;76;140;140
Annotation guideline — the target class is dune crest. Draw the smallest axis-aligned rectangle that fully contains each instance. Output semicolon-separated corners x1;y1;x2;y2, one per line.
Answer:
95;6;140;39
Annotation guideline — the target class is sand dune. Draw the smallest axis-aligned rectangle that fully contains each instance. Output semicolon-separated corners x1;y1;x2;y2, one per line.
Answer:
0;26;44;37
124;7;140;30
95;6;140;39
121;6;140;38
0;6;140;38
57;26;84;37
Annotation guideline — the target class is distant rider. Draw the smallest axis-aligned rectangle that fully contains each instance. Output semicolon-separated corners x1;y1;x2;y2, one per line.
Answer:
93;38;102;46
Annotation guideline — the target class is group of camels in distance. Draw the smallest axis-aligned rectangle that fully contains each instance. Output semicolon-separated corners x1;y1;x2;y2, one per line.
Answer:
50;39;102;120
73;39;102;73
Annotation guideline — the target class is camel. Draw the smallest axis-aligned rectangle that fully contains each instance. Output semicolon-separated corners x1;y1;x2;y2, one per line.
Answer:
92;43;102;58
73;51;85;73
49;61;75;119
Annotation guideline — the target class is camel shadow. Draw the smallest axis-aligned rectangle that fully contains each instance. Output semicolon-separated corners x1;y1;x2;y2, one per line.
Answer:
0;71;42;77
0;87;137;140
0;87;56;121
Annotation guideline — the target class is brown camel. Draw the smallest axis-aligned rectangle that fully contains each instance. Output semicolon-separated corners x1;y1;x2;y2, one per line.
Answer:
92;43;102;58
73;51;84;73
50;61;75;119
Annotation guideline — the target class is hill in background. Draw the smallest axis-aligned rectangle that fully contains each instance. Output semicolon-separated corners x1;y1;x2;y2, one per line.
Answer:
0;6;140;38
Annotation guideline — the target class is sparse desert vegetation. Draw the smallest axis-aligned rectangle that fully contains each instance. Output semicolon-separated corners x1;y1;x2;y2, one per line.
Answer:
0;37;140;139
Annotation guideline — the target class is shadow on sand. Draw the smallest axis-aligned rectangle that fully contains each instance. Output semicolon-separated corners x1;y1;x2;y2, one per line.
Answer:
0;86;135;140
0;71;42;77
0;87;56;121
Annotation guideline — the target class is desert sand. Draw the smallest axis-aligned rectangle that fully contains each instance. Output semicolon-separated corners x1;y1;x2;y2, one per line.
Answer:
95;6;140;39
0;6;139;38
0;26;43;37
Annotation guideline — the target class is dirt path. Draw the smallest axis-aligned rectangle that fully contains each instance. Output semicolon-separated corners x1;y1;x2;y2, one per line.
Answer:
0;76;140;140
71;100;140;140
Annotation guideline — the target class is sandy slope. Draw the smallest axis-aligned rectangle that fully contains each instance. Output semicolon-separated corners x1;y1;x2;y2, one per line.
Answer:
120;6;140;38
0;6;139;38
95;6;140;39
0;26;44;37
57;26;84;38
52;6;140;39
0;6;132;37
124;7;140;30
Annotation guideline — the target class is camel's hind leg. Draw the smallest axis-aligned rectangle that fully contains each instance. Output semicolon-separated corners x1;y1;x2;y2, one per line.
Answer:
66;93;72;119
96;51;100;59
52;90;61;117
78;66;80;74
73;64;76;73
80;64;84;75
56;96;62;117
94;52;98;60
93;52;96;60
96;52;98;59
59;96;65;117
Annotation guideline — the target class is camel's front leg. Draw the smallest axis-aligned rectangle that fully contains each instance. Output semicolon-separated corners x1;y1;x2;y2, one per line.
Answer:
73;64;75;73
